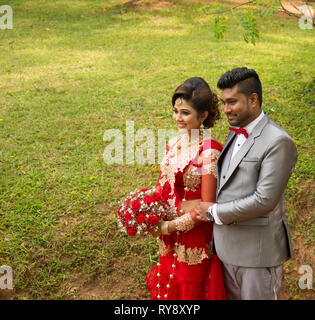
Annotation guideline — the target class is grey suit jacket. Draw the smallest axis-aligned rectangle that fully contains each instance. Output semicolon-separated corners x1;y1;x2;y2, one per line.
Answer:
214;114;297;267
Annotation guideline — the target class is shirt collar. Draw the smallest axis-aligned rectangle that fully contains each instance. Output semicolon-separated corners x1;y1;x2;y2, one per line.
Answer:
242;111;265;136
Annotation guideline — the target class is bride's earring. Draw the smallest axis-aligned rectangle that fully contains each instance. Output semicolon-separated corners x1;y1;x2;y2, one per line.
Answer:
200;122;204;141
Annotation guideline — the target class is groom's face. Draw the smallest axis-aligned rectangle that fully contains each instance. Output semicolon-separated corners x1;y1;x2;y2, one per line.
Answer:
220;85;255;128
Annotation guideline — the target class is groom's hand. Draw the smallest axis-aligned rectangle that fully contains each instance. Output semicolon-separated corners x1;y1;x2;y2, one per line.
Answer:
195;202;214;222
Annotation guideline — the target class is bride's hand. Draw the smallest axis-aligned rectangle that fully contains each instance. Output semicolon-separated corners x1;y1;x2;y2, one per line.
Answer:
149;220;173;237
149;221;162;237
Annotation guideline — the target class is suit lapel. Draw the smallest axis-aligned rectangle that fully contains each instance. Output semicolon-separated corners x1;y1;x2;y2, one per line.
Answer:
217;131;235;174
216;131;235;198
217;114;269;196
219;136;255;192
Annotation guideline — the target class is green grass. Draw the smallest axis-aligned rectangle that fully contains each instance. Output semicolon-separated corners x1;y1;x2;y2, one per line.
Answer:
0;0;314;299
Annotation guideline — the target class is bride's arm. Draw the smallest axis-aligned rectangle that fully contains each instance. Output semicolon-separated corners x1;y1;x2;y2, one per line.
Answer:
155;171;163;194
163;148;219;234
154;142;170;194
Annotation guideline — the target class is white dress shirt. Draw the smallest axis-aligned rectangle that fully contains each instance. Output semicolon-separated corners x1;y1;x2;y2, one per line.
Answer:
211;111;265;225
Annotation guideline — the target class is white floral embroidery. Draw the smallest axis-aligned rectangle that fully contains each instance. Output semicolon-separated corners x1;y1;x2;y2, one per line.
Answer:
158;130;220;218
159;130;211;192
201;149;220;178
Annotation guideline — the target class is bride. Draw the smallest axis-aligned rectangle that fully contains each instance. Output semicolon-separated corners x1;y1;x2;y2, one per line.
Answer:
146;77;226;300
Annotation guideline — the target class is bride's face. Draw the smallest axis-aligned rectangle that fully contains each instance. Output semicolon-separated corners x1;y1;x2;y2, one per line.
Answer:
172;98;201;134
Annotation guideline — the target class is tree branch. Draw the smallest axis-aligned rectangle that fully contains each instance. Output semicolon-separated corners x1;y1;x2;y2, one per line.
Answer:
279;0;300;17
216;1;254;15
286;0;305;15
279;0;315;25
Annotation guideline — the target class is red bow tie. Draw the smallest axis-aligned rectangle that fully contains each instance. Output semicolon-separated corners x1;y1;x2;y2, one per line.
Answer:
229;127;248;139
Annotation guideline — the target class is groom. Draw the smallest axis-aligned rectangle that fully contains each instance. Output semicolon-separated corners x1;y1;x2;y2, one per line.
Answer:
195;67;297;300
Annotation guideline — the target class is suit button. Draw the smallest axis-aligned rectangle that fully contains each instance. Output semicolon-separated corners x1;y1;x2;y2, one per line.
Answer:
223;175;226;179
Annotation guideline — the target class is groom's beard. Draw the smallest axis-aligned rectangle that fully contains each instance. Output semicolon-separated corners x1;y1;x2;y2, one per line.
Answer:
227;114;249;127
227;104;252;127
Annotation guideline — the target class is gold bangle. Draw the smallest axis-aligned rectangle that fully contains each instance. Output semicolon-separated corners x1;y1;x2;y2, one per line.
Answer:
161;221;170;235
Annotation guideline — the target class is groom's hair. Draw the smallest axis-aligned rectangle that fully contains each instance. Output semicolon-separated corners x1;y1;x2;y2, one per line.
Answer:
217;67;262;107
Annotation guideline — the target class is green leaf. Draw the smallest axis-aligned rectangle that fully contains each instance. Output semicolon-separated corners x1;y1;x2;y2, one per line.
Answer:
253;0;279;17
239;9;260;45
214;16;226;40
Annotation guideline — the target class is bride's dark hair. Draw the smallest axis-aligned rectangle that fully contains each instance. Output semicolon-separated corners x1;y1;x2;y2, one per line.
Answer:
172;77;220;128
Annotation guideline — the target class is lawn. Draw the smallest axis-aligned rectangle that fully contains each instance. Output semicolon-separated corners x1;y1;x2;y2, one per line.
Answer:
0;0;314;299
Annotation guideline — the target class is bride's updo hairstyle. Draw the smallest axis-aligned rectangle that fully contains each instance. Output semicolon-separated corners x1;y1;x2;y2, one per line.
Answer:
172;77;220;128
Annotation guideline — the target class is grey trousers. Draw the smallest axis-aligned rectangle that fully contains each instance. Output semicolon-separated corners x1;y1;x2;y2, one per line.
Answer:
222;262;283;300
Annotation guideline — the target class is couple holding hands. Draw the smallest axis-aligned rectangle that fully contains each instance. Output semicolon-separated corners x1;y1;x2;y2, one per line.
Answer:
145;67;297;300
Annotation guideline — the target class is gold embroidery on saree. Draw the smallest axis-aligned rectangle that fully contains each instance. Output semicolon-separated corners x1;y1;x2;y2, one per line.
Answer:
157;237;172;256
174;213;195;232
175;244;211;265
157;238;213;265
183;165;201;192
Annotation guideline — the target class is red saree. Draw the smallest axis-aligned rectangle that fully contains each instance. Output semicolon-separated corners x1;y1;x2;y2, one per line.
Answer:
146;133;226;300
